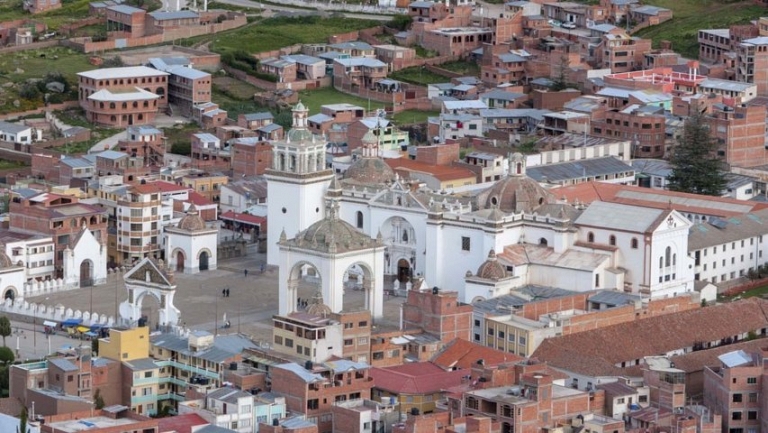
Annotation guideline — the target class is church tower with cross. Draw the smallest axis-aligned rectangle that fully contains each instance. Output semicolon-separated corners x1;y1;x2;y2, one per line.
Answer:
265;101;335;265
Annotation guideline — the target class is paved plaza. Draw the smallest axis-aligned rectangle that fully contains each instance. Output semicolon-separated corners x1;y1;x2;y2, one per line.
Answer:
27;244;406;344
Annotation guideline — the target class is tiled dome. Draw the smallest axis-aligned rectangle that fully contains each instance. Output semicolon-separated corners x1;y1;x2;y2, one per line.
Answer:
177;204;206;231
476;249;507;280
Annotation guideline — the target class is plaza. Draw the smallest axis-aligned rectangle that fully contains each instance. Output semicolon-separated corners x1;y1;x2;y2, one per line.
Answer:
26;242;405;345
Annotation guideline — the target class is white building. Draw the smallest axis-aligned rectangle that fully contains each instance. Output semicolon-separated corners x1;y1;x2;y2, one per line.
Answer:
164;204;218;274
0;250;27;302
179;387;256;433
266;104;697;306
62;225;108;288
1;231;56;283
0;120;39;145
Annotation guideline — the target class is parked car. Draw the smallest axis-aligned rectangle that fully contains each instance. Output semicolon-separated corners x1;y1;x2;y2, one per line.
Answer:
562;22;577;29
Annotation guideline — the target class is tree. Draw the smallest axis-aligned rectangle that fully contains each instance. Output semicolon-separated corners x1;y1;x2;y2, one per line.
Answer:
550;52;571;91
0;346;15;365
93;388;105;409
17;404;27;433
387;14;412;31
0;316;11;347
667;109;727;196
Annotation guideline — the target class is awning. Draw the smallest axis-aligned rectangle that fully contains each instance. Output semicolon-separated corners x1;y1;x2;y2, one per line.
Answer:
43;321;57;327
90;324;106;331
84;332;98;337
76;326;90;333
61;318;82;327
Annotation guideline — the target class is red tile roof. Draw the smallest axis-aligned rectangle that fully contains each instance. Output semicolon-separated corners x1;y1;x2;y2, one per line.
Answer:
385;158;476;182
431;338;523;370
220;210;266;226
532;298;768;377
157;413;209;433
553;182;768;218
132;181;190;195
186;191;214;206
370;362;467;394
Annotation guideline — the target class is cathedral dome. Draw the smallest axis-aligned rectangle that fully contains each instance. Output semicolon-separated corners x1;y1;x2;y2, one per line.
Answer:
344;157;396;185
286;128;316;143
0;249;15;268
476;249;507;280
177;204;206;231
305;291;333;316
286;203;379;253
477;153;554;213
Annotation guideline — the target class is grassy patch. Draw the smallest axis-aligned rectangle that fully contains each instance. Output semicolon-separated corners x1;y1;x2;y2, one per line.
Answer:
439;60;480;76
635;0;765;59
414;45;438;58
389;67;447;85
0;160;28;169
209;16;380;55
391;109;437;125
296;87;386;114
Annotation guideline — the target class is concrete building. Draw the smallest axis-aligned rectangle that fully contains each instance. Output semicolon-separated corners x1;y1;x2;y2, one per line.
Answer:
270;360;373;433
736;37;768;96
165;204;218;274
77;66;169;127
703;349;763;433
9;192;108;278
707;103;768;168
0;120;40;145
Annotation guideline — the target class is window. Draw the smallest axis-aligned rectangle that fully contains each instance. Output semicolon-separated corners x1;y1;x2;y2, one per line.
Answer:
609;235;616;246
631;238;638;249
344;339;353;346
356;211;363;229
748;377;757;384
285;338;293;348
732;412;742;421
474;320;480;327
749;393;758;402
358;321;368;327
461;236;471;251
733;393;743;402
748;411;758;420
587;232;594;242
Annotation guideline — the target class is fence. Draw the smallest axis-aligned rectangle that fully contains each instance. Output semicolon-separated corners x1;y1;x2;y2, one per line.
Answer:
0;39;59;54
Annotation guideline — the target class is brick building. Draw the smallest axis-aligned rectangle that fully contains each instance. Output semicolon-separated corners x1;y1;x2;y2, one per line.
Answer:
369;362;467;415
707;103;768;168
703;349;764;433
77;66;169;127
736;36;768;96
590;106;667;158
9;193;107;272
402;286;473;343
105;5;146;37
23;0;60;14
231;137;273;177
271;360;373;433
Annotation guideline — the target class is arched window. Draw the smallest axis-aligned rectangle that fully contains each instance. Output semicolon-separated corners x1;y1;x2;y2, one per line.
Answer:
356;211;363;229
631;238;638;249
143;101;149;108
109;102;116;109
122;102;127;109
133;101;138;108
138;114;143;121
665;246;672;267
587;232;594;243
402;231;408;242
156;87;165;97
609;235;616;246
110;115;116;122
539;238;548;246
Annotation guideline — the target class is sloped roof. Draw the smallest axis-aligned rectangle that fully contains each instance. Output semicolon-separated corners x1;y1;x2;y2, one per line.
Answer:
431;338;523;370
369;362;467;394
554;182;768;218
532;298;768;377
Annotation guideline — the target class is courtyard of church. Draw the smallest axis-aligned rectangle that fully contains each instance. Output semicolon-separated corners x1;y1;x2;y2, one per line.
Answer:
26;242;407;345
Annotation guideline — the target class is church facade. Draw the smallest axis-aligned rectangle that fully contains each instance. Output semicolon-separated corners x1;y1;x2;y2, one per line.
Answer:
267;103;697;305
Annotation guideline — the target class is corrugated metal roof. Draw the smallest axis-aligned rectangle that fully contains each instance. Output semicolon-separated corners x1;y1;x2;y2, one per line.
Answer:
526;156;634;183
575;201;664;232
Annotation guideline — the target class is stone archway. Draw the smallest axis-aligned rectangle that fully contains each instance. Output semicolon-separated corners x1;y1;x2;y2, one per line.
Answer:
3;288;15;301
381;216;417;279
176;250;185;273
80;259;94;287
136;291;161;330
287;261;322;314
197;248;213;272
343;262;374;312
396;258;411;283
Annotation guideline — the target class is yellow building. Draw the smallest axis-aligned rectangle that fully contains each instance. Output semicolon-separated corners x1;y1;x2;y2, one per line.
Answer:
99;326;150;362
484;315;557;357
181;172;228;202
370;362;467;415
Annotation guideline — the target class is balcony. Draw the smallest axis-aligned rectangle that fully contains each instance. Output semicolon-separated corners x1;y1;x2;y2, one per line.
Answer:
130;394;158;405
155;360;220;380
132;376;160;386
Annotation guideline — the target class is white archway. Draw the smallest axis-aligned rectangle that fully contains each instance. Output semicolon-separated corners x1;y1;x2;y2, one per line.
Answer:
381;216;417;280
118;258;180;329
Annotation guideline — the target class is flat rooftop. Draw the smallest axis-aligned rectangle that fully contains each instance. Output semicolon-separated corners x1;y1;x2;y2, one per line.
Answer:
47;416;141;432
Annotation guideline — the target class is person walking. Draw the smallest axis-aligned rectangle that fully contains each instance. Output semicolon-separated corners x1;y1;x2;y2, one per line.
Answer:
222;288;226;297
244;269;248;278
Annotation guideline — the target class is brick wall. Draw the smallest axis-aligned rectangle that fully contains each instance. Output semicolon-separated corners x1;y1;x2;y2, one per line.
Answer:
416;142;459;166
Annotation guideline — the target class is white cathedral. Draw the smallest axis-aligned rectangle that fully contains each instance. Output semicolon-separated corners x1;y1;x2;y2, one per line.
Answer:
267;103;697;320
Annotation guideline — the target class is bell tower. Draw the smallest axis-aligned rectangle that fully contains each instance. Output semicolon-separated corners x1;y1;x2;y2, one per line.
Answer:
265;102;335;265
